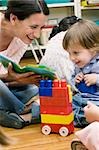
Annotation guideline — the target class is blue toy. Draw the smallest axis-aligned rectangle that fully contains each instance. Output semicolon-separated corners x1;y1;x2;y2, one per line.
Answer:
77;80;96;94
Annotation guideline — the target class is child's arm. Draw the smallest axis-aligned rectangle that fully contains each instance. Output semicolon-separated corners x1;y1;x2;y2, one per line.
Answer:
84;101;99;123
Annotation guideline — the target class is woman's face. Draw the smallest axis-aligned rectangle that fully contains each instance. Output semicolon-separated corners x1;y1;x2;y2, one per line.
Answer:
11;13;47;44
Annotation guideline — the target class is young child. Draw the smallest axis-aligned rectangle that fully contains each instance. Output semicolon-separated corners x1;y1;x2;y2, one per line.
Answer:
71;102;99;150
63;19;99;127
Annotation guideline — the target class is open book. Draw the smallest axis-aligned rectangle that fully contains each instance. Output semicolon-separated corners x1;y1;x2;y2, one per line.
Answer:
0;54;56;80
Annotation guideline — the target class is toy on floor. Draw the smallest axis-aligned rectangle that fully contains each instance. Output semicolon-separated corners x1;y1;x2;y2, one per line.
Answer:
39;79;74;136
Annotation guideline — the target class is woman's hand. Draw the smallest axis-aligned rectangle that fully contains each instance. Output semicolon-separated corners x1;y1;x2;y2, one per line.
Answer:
84;73;97;86
1;63;42;86
84;101;99;123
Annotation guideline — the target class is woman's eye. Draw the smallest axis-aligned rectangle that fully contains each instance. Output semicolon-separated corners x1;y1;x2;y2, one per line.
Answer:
30;25;38;29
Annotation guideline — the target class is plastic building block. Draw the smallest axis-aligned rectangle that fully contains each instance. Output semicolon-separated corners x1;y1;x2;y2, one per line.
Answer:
39;79;74;136
41;112;74;124
40;105;72;115
77;80;96;94
39;80;52;96
41;122;74;136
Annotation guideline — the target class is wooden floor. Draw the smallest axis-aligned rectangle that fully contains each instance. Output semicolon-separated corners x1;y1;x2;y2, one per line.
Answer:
2;125;79;150
2;57;79;150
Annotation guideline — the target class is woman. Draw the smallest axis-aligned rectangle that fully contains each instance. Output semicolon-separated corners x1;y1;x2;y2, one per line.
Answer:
0;0;49;129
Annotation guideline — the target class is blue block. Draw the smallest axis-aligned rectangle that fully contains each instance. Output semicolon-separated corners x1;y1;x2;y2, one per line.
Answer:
39;80;52;96
77;80;96;94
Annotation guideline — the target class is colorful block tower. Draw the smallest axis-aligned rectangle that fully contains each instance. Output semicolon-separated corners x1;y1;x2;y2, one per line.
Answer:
39;80;74;136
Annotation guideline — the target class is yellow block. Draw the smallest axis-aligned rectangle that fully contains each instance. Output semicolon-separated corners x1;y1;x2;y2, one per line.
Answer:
67;85;72;103
41;112;74;125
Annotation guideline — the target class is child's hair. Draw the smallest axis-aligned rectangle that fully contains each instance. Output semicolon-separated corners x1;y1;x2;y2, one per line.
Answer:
49;15;81;40
63;19;99;52
5;0;49;21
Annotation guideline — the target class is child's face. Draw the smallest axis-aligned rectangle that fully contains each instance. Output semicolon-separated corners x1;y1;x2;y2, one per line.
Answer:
67;44;95;68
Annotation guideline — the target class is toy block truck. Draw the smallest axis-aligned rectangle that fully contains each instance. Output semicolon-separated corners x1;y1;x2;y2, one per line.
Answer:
39;80;74;136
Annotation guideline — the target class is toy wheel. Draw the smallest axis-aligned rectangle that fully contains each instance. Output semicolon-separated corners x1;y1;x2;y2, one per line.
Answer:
42;125;51;135
59;127;69;137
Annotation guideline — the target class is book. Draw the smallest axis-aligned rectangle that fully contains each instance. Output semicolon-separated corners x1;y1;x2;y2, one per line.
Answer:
0;54;56;80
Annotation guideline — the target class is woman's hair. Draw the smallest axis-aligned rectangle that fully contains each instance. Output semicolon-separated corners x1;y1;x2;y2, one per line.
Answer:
5;0;49;20
49;15;81;40
63;19;99;52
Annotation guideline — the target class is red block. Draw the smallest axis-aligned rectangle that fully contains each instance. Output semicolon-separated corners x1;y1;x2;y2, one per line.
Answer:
40;104;72;115
40;96;69;107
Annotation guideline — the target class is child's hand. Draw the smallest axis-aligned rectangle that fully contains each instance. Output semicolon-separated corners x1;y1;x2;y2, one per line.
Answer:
84;101;99;123
84;73;97;86
75;72;84;83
